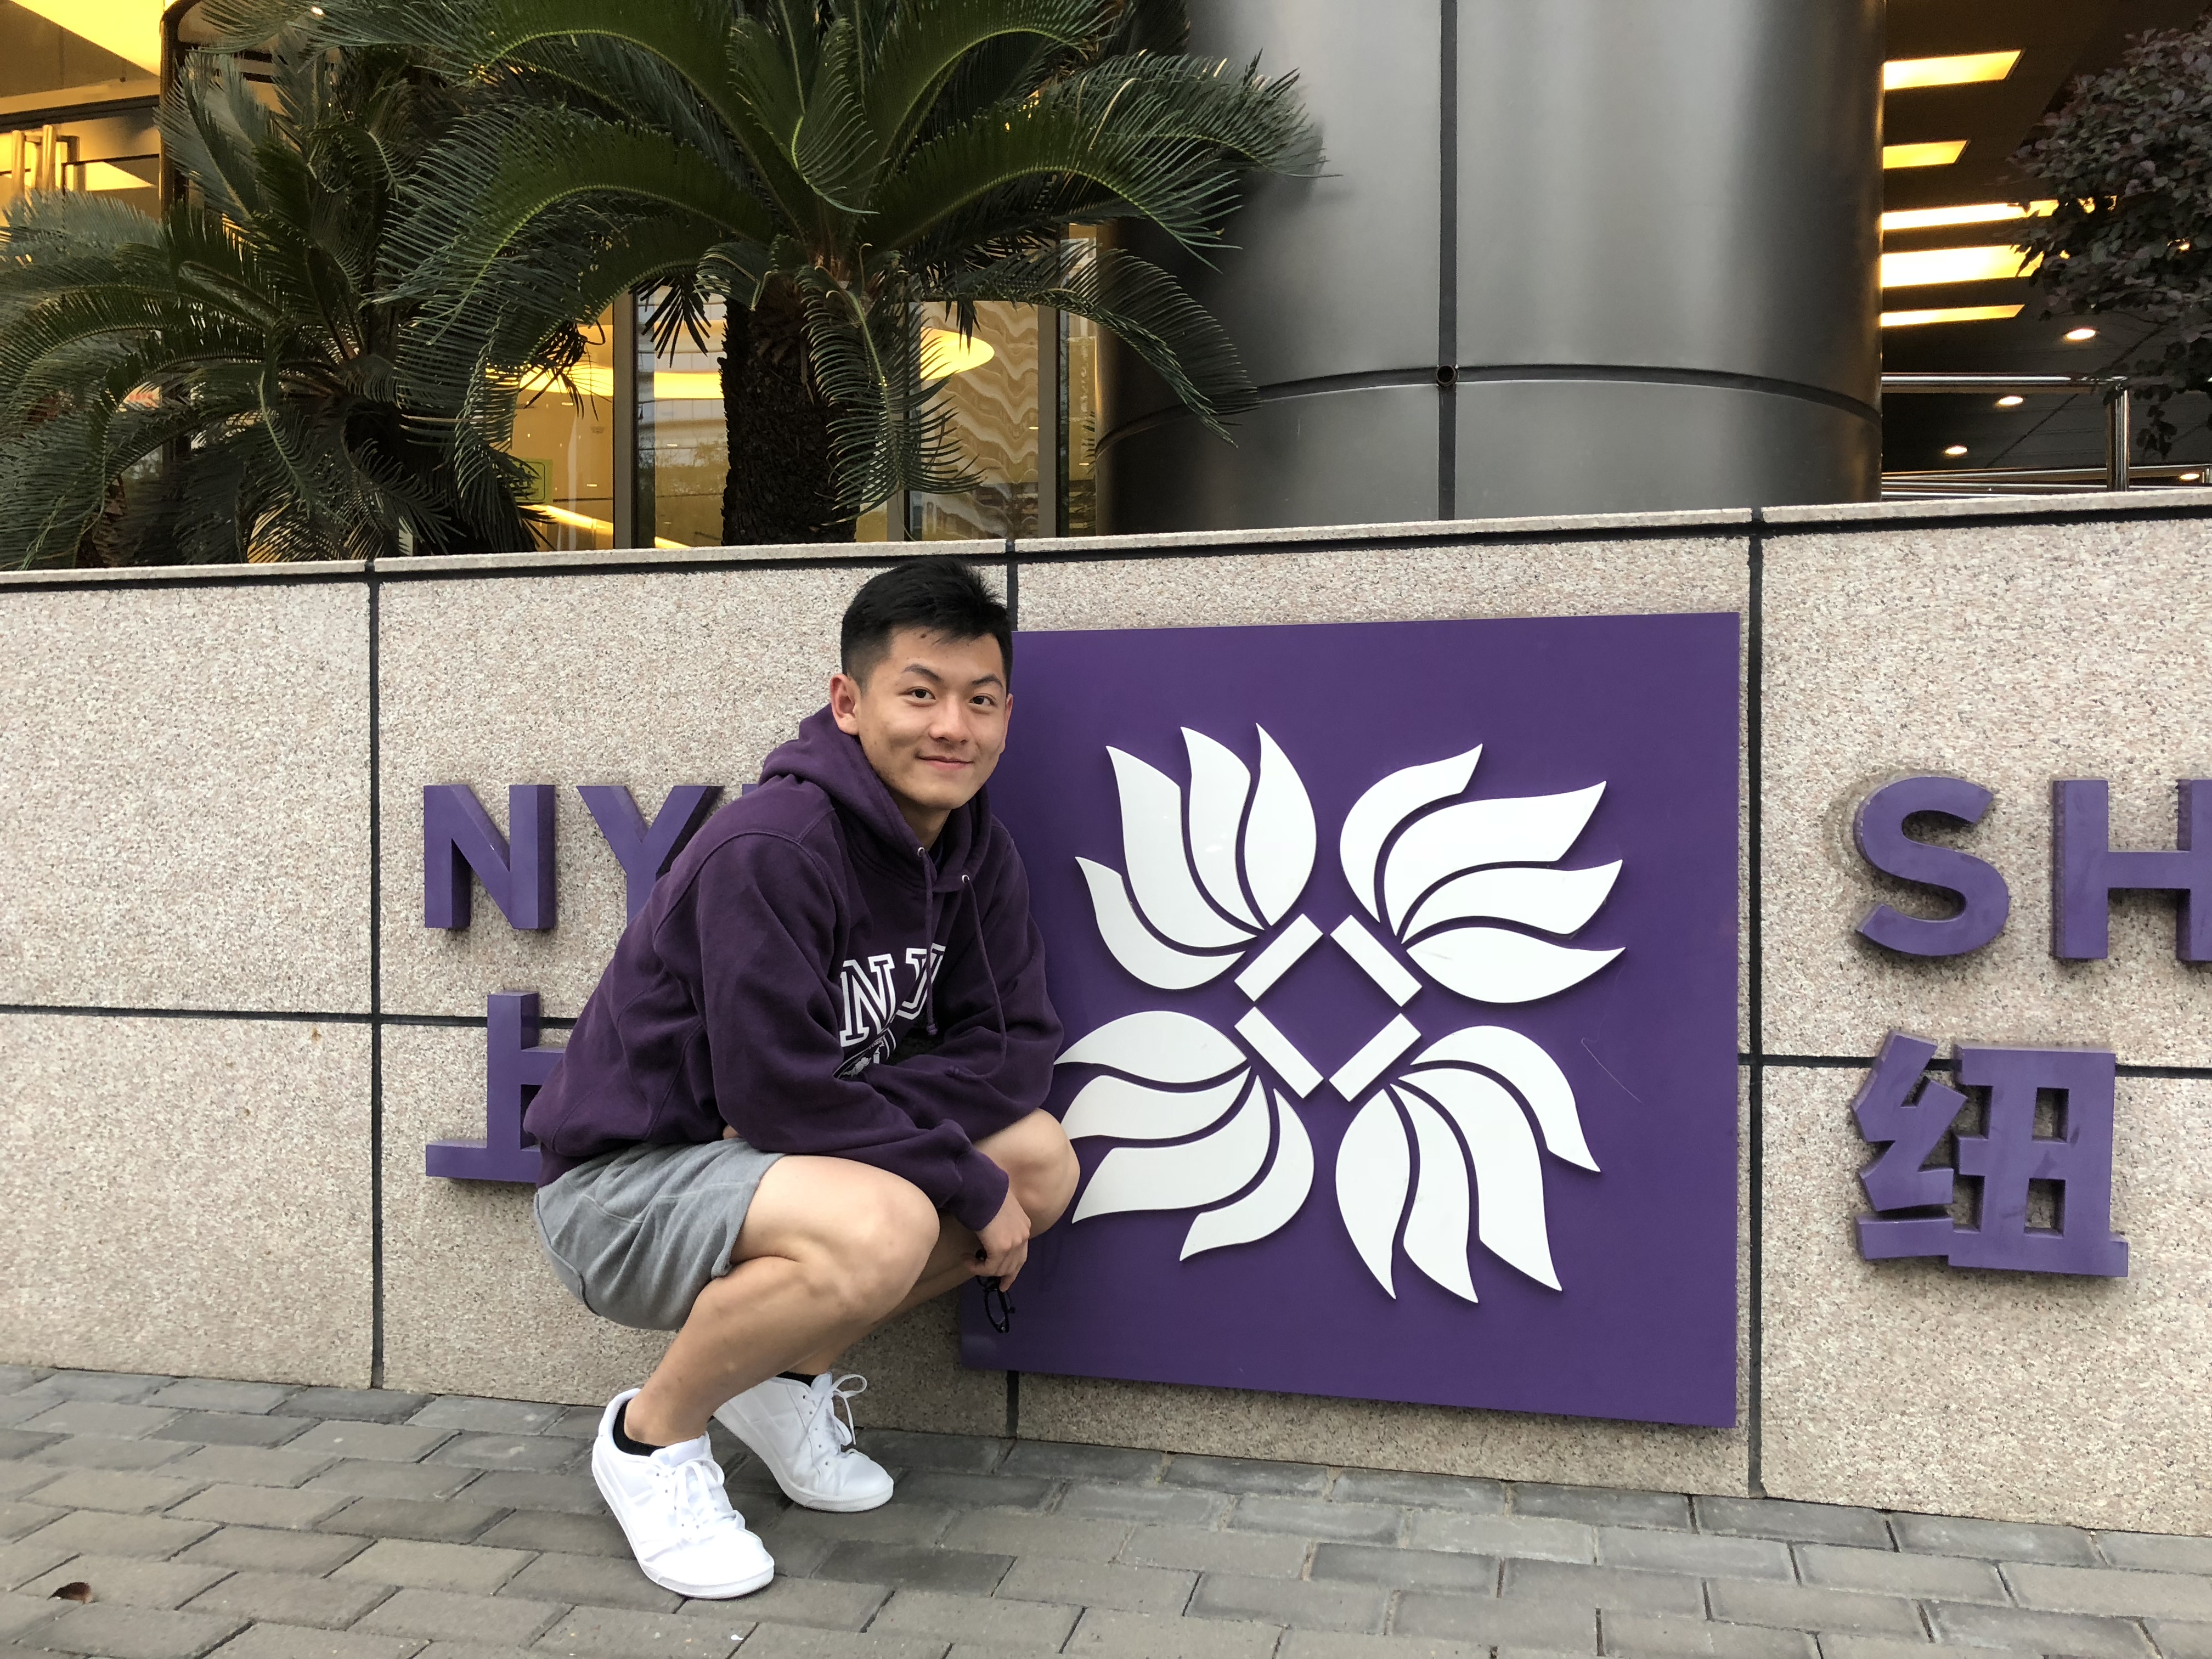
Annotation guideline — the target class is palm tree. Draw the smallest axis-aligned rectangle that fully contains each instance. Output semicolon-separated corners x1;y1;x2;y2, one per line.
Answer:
207;0;1317;544
0;37;551;566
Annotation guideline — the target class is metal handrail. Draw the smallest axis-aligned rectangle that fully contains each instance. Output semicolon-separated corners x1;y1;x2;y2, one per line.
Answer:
1880;371;2133;493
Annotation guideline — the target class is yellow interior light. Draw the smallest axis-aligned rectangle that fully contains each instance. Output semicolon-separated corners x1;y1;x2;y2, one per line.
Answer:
652;370;723;400
1881;245;2031;288
1884;141;1969;170
1996;395;2024;407
9;0;163;74
2064;326;2098;341
1882;200;2057;234
1881;303;2025;328
535;503;685;551
79;160;151;192
1884;51;2023;91
515;364;616;399
1943;445;1970;456
920;328;995;379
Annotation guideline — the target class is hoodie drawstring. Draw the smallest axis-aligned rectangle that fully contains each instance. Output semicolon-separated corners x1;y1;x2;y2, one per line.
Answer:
918;846;939;1035
960;872;1011;1072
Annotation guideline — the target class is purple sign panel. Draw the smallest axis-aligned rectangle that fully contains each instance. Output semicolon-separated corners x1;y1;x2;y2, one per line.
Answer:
970;614;1741;1427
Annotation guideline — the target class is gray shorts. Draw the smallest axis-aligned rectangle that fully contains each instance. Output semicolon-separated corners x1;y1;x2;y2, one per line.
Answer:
532;1137;785;1331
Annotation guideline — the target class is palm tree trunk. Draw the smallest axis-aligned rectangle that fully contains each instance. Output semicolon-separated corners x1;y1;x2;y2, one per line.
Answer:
720;295;853;545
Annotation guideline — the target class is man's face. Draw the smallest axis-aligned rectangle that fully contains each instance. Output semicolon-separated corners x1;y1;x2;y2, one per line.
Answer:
830;627;1011;846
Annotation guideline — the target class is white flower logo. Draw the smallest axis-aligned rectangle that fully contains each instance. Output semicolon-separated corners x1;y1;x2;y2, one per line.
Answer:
1057;730;1621;1304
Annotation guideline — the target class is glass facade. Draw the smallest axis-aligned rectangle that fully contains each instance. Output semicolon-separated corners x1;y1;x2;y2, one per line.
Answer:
510;313;619;552
0;1;160;216
637;294;730;550
911;302;1041;541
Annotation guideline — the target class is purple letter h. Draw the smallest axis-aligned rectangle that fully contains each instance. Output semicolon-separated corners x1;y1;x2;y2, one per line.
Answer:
2053;779;2212;961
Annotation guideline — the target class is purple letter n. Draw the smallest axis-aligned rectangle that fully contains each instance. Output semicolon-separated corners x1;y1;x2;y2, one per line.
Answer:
424;785;556;930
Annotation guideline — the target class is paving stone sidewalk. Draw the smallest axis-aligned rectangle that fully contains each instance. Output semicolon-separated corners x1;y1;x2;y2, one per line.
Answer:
0;1367;2205;1659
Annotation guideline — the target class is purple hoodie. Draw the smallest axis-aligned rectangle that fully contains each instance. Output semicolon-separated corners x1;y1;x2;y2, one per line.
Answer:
523;708;1063;1232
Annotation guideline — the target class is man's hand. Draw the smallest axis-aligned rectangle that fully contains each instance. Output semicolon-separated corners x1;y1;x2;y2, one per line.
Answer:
973;1188;1032;1289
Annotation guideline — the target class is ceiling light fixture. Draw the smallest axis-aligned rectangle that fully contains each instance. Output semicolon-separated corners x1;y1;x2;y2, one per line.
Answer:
1881;304;2024;328
1996;395;2024;407
2183;473;2203;482
1883;50;2023;91
1881;201;2058;234
1944;445;1970;457
920;328;995;379
1883;141;1968;170
1880;245;2030;288
8;0;163;73
2064;326;2098;341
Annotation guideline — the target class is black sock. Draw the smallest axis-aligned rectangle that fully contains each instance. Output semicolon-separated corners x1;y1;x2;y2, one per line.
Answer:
612;1400;666;1457
778;1370;819;1385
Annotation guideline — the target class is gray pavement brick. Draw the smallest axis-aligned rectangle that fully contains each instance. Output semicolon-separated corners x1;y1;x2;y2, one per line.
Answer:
2100;1535;2212;1576
27;1601;246;1657
531;1602;751;1655
1067;1605;1282;1657
476;1511;630;1560
17;1403;178;1441
877;1584;1080;1645
1602;1614;1815;1659
26;1435;194;1471
18;1510;216;1561
1928;1600;2158;1657
1166;1458;1330;1499
1888;1513;2098;1566
0;1470;61;1502
760;1531;837;1580
285;1424;458;1460
1331;1471;1508;1515
0;1542;77;1593
1513;1487;1691;1532
457;1473;600;1517
541;1408;605;1442
1391;1589;1598;1650
1705;1581;1923;1638
940;1512;1129;1561
431;1436;583;1475
335;1538;534;1594
273;1390;434;1425
2006;1561;2212;1621
158;1446;336;1489
320;1497;510;1543
0;1594;58;1641
855;1433;1009;1476
1597;1528;1793;1582
412;1645;542;1659
19;1374;173;1406
764;1504;956;1549
1279;1634;1494;1659
1797;1544;2007;1604
889;1474;1052;1512
1188;1572;1385;1633
1691;1499;1891;1550
0;1510;63;1549
206;1623;422;1658
504;1551;682;1613
1818;1639;2036;1659
358;1585;565;1646
2150;1620;2212;1659
169;1482;353;1530
178;1524;372;1575
1407;1512;1595;1564
20;1554;232;1611
999;1443;1166;1484
0;1433;60;1463
1501;1560;1706;1616
704;1575;887;1630
1118;1524;1309;1580
1059;1485;1229;1527
24;1469;203;1515
996;1556;1194;1616
306;1458;483;1500
409;1400;568;1436
729;1627;942;1658
148;1413;313;1450
1229;1497;1402;1544
0;1371;51;1394
812;1543;1010;1596
1311;1542;1494;1593
139;1384;294;1418
183;1566;397;1628
0;1401;59;1431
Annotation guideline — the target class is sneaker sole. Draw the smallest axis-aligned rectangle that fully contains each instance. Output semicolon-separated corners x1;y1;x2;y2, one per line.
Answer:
713;1408;895;1513
590;1446;776;1598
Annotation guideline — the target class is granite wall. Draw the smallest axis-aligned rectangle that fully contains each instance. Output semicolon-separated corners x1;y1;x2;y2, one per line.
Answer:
4;493;2209;1528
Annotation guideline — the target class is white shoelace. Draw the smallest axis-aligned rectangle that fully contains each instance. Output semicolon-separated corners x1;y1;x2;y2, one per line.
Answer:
661;1448;739;1536
804;1372;868;1462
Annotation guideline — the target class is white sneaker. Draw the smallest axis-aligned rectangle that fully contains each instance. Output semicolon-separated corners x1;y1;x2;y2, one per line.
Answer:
591;1389;775;1598
714;1371;894;1513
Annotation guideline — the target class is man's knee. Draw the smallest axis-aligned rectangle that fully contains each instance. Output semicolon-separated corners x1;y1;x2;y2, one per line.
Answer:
806;1177;939;1318
989;1111;1079;1234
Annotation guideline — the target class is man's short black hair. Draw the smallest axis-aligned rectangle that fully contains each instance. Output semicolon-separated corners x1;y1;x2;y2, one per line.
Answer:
840;558;1013;685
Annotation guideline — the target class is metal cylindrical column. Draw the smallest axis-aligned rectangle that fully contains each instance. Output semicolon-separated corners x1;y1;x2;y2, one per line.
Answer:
1097;0;1883;533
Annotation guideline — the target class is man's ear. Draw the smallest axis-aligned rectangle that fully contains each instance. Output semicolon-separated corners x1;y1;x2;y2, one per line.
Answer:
830;670;863;735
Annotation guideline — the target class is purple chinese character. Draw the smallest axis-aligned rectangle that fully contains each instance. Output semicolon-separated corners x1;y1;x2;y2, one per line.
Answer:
425;992;560;1183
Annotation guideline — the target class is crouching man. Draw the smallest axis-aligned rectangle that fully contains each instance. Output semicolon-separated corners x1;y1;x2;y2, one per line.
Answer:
522;560;1075;1598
